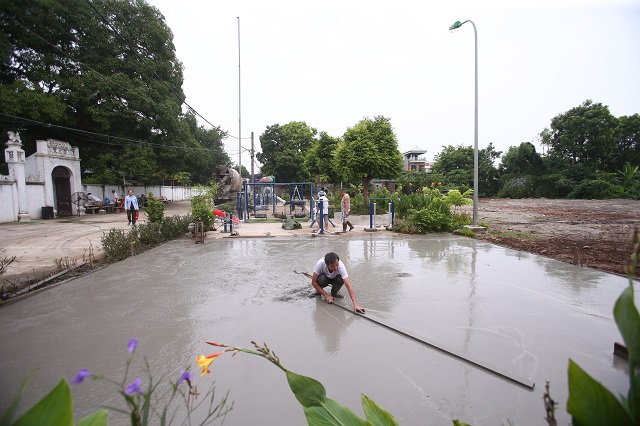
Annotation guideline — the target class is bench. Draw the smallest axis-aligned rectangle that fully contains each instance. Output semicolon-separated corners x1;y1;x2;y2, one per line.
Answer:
254;213;268;219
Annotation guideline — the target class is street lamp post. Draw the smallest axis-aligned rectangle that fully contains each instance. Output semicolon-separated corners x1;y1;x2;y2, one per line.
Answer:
449;19;478;226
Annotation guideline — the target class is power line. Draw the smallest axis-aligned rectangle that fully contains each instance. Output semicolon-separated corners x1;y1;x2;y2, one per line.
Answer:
0;113;226;154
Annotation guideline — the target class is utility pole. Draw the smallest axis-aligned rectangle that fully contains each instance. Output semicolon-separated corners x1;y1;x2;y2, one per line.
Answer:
237;17;242;183
250;131;255;183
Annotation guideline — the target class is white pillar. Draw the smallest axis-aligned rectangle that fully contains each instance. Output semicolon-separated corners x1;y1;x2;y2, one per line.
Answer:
5;132;30;221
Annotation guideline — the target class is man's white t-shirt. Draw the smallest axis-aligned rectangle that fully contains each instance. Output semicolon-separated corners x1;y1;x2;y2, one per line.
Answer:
313;258;348;279
318;196;329;215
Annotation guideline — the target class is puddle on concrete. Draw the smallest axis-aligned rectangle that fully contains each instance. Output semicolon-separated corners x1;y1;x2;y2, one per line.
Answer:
0;234;633;425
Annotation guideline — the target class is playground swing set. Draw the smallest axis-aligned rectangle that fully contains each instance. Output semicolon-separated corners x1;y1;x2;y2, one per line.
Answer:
241;182;315;221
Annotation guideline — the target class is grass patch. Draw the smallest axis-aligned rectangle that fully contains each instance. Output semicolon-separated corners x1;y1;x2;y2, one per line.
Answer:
491;230;539;239
457;228;477;238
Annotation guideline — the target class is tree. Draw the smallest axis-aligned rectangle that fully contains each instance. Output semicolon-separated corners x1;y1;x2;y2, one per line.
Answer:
257;121;317;183
335;116;403;205
431;143;502;196
233;165;250;178
543;100;618;171
616;114;640;170
499;142;545;176
0;0;227;184
304;131;341;187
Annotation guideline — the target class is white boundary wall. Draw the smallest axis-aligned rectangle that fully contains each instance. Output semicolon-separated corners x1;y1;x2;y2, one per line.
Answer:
81;185;198;203
0;183;199;223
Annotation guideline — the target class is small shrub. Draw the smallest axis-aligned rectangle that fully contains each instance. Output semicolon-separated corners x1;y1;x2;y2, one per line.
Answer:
191;194;215;230
144;193;165;223
451;212;472;230
497;176;535;198
137;222;162;248
392;218;420;234
443;189;473;214
216;202;235;215
569;179;618;199
161;214;192;239
457;228;476;238
101;228;134;262
409;207;452;233
394;190;442;219
534;174;574;198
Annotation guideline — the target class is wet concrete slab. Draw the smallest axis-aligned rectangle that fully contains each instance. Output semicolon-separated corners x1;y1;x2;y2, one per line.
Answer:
0;234;633;425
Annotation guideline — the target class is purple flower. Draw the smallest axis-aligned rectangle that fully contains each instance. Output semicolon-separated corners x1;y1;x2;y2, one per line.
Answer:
177;370;192;386
125;378;143;395
72;368;92;384
128;338;138;354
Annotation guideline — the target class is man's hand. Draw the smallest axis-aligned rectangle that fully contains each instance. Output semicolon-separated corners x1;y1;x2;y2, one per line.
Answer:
326;295;334;304
354;304;365;314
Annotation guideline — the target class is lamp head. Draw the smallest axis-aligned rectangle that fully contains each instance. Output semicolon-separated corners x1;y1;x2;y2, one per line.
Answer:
449;20;463;32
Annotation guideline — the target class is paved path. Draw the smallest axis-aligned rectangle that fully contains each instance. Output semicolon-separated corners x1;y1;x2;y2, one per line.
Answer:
0;201;380;283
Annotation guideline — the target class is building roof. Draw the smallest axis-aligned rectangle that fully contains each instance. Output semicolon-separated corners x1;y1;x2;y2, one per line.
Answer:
402;147;427;155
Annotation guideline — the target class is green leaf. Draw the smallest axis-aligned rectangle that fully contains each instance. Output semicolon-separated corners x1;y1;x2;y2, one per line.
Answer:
614;287;640;367
285;370;326;407
14;379;73;426
567;359;632;426
303;398;371;426
76;410;109;426
361;394;397;426
0;371;32;425
452;420;471;426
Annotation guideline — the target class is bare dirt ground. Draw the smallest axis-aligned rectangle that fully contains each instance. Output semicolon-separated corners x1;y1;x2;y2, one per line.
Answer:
471;198;640;278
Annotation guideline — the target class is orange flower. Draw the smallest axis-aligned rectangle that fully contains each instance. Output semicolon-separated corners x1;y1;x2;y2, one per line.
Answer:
196;351;226;376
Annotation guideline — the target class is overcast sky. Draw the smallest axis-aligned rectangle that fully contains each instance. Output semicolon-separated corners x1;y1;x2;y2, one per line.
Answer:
146;0;639;172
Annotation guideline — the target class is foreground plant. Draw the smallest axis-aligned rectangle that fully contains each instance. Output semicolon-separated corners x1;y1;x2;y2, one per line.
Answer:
1;338;231;426
198;340;398;426
566;226;640;425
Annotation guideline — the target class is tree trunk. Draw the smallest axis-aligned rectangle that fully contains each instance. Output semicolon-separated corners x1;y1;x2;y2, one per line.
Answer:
362;177;372;207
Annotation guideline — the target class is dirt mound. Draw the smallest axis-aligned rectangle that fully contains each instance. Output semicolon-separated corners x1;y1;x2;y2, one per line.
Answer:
472;198;639;278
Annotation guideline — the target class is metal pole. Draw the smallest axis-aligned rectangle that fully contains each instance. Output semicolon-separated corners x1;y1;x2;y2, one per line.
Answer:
237;17;242;192
470;20;479;226
251;131;255;183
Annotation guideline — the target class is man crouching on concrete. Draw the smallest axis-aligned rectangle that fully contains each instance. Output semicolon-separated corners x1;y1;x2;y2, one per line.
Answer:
312;252;365;314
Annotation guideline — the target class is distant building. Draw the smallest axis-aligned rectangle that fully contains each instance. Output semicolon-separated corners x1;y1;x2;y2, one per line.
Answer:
403;147;431;172
371;179;396;192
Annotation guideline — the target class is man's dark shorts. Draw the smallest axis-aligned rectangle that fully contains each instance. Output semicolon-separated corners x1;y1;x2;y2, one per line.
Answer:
317;274;344;294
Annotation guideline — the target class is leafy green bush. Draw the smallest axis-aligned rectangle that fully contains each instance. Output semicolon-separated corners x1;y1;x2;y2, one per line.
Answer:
534;174;574;198
497;176;535;198
409;206;452;233
443;189;473;214
393;191;440;219
451;212;472;229
190;194;215;230
144;193;165;223
101;228;134;262
624;179;640;200
457;228;476;238
569;179;619;199
101;215;191;263
216;202;235;215
391;218;420;234
348;192;368;215
136;222;162;248
161;214;192;239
